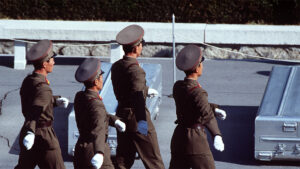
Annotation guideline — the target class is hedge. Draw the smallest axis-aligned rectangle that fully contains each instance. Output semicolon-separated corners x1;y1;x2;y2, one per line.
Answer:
0;0;299;24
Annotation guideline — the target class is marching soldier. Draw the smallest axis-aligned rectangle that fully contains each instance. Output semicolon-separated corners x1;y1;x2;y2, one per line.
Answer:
73;58;126;169
111;25;165;169
169;45;226;169
15;40;69;169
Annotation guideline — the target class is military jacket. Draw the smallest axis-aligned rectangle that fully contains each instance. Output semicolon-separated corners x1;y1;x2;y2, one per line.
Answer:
20;72;59;133
74;89;118;154
171;78;221;154
20;72;60;150
111;56;148;123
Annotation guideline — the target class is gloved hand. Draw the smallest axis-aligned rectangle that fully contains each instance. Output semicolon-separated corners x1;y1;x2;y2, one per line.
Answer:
137;120;148;136
56;97;69;108
91;153;104;169
215;108;227;120
115;119;126;132
147;88;158;98
23;131;35;150
214;135;224;152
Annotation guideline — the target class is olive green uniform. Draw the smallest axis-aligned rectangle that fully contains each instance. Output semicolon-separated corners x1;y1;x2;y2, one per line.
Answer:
15;73;65;169
169;78;221;169
111;56;165;169
73;89;118;169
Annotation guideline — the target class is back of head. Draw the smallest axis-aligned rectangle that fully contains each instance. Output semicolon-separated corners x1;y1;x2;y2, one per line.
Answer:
176;45;204;75
75;58;104;88
26;40;56;69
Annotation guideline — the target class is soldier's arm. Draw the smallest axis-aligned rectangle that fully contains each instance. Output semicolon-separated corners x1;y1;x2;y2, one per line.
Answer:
129;66;146;122
107;114;119;126
52;95;61;107
89;101;106;154
26;86;52;133
193;89;221;137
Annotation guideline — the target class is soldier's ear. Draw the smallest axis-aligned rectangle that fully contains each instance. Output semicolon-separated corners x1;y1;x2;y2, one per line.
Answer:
42;61;47;69
132;46;138;53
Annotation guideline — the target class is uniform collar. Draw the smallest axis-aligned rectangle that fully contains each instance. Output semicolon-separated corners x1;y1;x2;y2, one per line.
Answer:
184;78;201;87
124;56;138;61
33;72;50;85
85;89;102;100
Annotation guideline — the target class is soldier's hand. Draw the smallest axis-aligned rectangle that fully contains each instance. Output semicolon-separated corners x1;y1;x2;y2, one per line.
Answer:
115;119;126;132
23;131;35;150
137;120;148;136
215;108;226;120
56;97;69;108
213;135;224;152
91;153;103;169
147;88;158;98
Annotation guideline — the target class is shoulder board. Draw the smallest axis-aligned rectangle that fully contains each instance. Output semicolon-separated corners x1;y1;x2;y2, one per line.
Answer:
35;82;48;88
88;95;103;102
188;84;201;92
128;62;139;69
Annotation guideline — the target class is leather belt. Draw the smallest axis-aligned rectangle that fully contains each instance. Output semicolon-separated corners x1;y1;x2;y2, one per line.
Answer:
179;123;205;130
36;121;52;128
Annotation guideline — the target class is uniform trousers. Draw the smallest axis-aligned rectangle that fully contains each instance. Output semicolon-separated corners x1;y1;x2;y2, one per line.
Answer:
74;142;114;169
15;127;65;169
169;153;215;169
115;130;165;169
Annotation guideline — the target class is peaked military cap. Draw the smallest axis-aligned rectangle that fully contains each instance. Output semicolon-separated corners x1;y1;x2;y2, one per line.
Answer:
26;40;56;62
176;45;205;71
116;24;144;47
75;58;104;83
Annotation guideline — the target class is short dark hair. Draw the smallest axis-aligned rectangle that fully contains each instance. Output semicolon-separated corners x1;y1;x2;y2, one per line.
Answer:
184;62;201;76
123;45;135;54
33;61;43;70
83;80;95;88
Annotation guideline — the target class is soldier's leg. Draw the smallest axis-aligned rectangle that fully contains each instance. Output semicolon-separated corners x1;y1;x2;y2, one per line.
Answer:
115;132;136;169
101;143;115;169
14;148;38;169
189;154;215;169
73;143;95;169
38;148;65;169
169;153;190;169
134;130;165;169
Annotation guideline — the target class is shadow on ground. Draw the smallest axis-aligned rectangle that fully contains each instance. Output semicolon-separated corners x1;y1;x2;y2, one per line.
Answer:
209;105;300;167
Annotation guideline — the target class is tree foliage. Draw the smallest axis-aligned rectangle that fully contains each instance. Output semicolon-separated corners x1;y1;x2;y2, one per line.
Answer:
0;0;299;24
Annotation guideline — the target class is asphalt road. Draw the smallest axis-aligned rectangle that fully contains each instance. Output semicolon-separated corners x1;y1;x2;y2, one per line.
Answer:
0;57;300;169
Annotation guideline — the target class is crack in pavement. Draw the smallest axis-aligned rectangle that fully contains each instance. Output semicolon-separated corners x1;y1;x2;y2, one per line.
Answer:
0;135;11;147
0;88;20;148
0;88;20;116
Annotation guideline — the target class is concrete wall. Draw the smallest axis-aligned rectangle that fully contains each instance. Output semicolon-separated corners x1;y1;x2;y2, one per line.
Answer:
1;20;300;45
1;20;300;67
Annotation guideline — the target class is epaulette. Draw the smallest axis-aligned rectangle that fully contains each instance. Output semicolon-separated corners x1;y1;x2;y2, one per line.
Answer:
188;83;201;92
88;95;103;102
127;62;139;69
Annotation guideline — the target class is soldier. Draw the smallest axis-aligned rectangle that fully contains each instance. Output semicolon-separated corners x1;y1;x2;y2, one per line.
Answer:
169;45;227;169
111;25;165;169
15;40;69;169
73;58;126;169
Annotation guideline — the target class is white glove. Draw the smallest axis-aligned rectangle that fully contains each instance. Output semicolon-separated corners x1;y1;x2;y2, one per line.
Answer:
56;97;69;108
215;108;226;120
214;135;224;152
91;153;104;169
23;131;35;150
147;88;158;98
115;119;126;132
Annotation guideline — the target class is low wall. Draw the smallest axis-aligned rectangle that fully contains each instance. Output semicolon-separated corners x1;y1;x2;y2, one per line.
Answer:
1;41;300;60
0;20;300;61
